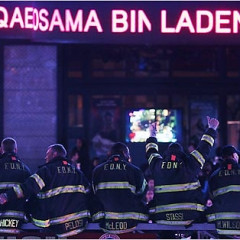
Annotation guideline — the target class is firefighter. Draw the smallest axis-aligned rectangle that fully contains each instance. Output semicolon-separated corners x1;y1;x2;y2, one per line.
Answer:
146;116;219;226
207;145;240;237
0;144;90;238
92;142;148;234
0;137;31;234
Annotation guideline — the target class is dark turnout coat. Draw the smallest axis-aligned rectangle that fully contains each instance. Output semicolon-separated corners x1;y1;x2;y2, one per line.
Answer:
146;128;217;225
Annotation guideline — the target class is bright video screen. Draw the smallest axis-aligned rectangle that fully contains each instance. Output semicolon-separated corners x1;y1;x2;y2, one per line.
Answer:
126;109;182;143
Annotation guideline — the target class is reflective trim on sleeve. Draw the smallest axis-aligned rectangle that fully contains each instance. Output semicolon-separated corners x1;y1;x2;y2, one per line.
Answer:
105;211;149;221
37;185;87;199
92;211;105;221
57;228;86;238
148;153;161;165
146;142;158;152
137;179;147;195
13;185;24;198
207;212;240;222
213;185;240;197
201;134;214;147
0;182;19;189
0;210;25;219
32;217;50;228
151;203;205;213
30;173;45;190
190;150;205;168
95;182;136;194
216;229;240;235
155;181;201;193
156;220;193;225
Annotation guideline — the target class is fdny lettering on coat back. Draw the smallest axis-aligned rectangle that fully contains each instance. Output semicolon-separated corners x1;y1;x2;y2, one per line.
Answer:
0;219;19;228
161;161;179;169
218;169;240;177
104;163;127;171
4;162;25;171
57;166;76;174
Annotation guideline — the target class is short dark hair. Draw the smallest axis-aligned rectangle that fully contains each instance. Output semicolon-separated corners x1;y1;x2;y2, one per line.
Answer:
110;142;130;160
48;144;67;157
1;137;17;153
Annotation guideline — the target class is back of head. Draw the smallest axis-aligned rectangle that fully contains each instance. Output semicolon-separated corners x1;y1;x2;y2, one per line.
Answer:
164;142;186;161
48;144;67;158
110;142;130;161
1;137;17;153
222;145;240;159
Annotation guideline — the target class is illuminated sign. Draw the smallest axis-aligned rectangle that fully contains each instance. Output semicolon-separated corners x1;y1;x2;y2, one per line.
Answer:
1;2;240;44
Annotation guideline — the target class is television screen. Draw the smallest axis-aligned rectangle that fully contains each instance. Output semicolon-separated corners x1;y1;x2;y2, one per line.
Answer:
126;108;182;143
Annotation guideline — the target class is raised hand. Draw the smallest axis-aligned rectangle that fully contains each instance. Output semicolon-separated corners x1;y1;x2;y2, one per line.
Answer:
207;116;219;130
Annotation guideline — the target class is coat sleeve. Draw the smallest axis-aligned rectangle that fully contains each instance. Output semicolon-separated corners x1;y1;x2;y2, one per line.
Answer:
189;128;217;170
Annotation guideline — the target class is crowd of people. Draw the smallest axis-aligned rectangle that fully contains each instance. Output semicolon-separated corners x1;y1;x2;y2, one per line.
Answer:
0;116;239;239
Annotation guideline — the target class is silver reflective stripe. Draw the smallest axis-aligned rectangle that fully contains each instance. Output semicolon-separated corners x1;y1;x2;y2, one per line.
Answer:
0;228;20;234
148;153;161;165
156;220;193;225
0;182;19;189
217;229;240;235
32;210;90;228
146;142;158;152
105;211;148;221
57;228;85;238
207;212;240;222
0;210;25;219
153;203;205;213
37;185;86;199
13;185;24;198
213;185;240;197
191;150;205;168
30;173;45;190
95;182;136;194
155;181;201;193
92;211;105;221
201;134;214;147
50;210;90;225
137;179;147;195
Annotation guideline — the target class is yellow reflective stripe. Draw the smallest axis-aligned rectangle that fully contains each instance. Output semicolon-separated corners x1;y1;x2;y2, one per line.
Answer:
213;185;240;197
201;134;214;147
105;211;148;221
152;203;205;213
102;226;136;234
96;182;136;194
156;220;193;225
50;210;90;225
0;182;19;189
32;217;50;228
137;179;147;195
92;211;105;221
32;210;90;227
191;150;205;168
13;185;24;198
148;153;161;165
207;212;240;222
0;228;20;234
146;142;158;152
0;210;25;219
57;228;85;238
217;229;240;235
31;173;45;190
37;185;87;199
155;181;201;193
